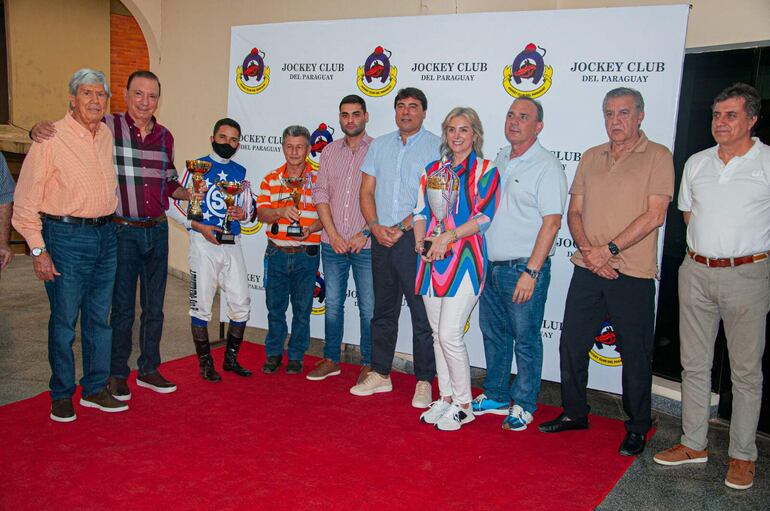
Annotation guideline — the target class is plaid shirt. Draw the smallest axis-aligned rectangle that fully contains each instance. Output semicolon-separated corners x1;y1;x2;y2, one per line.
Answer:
104;112;181;219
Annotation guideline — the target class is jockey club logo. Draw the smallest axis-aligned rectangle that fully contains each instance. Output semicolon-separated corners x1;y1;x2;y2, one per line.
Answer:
356;46;398;97
589;320;622;367
312;271;326;315
503;42;553;98
236;47;271;95
306;123;335;170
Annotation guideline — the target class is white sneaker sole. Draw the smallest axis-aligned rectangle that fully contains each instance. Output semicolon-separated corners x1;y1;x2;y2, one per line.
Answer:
653;456;708;466
436;413;475;431
411;398;432;409
136;379;177;394
473;408;509;416
50;413;77;423
350;383;393;396
306;369;341;381
111;392;132;402
79;398;129;413
725;478;753;490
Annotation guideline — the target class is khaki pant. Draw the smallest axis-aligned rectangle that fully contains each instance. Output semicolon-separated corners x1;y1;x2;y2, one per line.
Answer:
678;256;769;461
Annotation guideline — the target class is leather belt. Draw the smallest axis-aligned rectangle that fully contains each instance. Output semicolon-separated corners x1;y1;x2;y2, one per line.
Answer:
42;213;113;226
490;258;529;267
268;240;318;256
687;249;769;268
113;215;167;228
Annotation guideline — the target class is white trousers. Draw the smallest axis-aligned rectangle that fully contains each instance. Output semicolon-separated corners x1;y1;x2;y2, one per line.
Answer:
188;232;250;323
422;277;479;405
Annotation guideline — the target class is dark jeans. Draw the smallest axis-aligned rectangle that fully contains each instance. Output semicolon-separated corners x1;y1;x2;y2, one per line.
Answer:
43;219;117;400
479;258;551;414
370;231;435;381
110;221;169;378
263;243;320;361
560;265;655;434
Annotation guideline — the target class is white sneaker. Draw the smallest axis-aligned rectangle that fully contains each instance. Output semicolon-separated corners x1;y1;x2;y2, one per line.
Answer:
412;380;433;408
349;371;392;396
420;399;451;424
435;403;475;431
502;404;534;431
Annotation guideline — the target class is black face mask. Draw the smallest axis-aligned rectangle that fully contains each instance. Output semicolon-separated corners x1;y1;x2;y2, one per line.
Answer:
212;141;237;160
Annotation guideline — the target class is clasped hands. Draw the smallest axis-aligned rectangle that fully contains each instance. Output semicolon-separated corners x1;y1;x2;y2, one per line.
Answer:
580;244;620;280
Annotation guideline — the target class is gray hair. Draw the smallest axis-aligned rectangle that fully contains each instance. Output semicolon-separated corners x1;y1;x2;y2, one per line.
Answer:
68;68;111;98
514;97;544;122
603;87;644;113
713;82;761;119
439;107;484;160
282;125;310;145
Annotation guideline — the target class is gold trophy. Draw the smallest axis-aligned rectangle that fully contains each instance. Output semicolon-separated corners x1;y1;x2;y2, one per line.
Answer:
215;181;245;244
426;174;460;236
422;173;460;255
281;175;306;237
186;160;212;221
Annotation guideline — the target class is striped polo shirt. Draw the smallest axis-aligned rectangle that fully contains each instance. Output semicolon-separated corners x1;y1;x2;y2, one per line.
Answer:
257;161;320;246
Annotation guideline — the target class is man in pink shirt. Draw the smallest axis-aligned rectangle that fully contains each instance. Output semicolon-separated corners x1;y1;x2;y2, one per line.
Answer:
307;95;375;382
13;69;127;422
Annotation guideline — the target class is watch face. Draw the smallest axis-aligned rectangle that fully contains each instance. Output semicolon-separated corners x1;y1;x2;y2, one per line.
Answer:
31;248;44;256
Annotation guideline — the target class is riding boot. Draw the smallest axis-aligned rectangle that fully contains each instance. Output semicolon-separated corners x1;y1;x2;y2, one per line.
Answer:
222;322;252;377
192;324;221;382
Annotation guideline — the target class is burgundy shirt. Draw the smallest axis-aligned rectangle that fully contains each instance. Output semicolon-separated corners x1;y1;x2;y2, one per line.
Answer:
104;112;181;219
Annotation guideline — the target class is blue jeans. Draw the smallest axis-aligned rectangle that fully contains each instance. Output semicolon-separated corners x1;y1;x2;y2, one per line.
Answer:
110;221;169;378
320;243;374;364
42;219;117;400
479;258;551;414
263;244;320;361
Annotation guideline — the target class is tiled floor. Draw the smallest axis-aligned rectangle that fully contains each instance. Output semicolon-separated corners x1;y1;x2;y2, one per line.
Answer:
1;255;767;510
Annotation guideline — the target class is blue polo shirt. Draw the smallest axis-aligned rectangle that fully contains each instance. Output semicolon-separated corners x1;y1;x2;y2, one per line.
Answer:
360;127;440;227
486;140;567;260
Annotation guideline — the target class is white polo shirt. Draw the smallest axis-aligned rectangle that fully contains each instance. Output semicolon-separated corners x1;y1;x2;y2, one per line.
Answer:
678;138;770;258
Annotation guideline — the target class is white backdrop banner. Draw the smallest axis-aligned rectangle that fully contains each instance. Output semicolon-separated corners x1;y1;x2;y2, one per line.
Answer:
223;5;689;393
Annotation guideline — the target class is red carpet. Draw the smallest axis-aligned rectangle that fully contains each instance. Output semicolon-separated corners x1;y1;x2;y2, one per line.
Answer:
0;343;638;510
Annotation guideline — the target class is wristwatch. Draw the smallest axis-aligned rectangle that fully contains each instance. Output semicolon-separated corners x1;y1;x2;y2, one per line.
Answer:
608;241;620;256
31;246;47;257
361;228;371;239
524;267;540;280
396;221;408;232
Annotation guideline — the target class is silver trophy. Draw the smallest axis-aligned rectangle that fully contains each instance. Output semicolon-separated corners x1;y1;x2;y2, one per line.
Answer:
426;173;460;237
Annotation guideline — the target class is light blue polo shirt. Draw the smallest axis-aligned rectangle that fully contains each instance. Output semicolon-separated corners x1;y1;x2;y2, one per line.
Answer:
360;127;440;227
486;139;567;261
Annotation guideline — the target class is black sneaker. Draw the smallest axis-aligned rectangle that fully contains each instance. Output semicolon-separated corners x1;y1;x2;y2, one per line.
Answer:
108;376;131;401
80;388;129;413
50;398;76;423
137;371;177;394
262;355;282;374
285;360;303;375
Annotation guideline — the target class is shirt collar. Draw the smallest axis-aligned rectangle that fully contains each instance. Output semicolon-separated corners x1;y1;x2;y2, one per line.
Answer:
64;110;105;137
498;139;542;166
209;153;230;164
398;127;426;146
599;130;649;156
715;137;762;162
123;111;158;135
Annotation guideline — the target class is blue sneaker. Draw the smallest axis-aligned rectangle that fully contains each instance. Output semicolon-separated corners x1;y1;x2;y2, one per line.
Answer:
471;393;509;416
502;404;533;431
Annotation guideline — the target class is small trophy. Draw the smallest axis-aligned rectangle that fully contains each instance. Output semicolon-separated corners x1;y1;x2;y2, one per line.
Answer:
426;173;460;237
186;160;212;221
281;175;306;237
215;180;244;244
